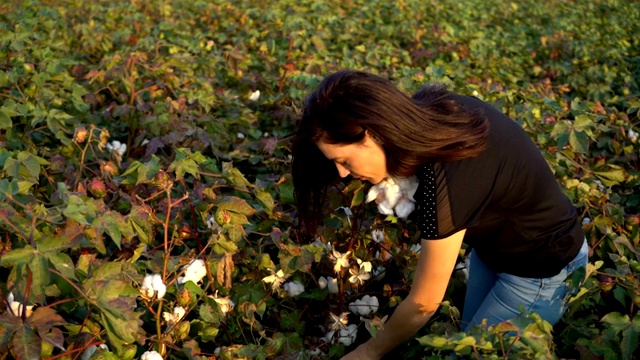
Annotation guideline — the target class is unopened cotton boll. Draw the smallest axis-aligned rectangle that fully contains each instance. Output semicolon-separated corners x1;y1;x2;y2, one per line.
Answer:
394;197;415;218
283;281;305;297
141;274;166;299
337;324;358;346
178;259;208;285
141;350;163;360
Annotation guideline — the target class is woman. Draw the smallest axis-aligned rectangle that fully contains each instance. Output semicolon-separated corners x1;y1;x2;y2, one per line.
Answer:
291;70;588;359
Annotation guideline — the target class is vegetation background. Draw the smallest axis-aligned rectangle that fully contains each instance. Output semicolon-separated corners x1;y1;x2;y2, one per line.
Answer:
0;0;638;359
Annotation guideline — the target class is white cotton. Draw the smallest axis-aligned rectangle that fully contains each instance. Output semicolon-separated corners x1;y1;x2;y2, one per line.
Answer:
337;324;358;346
356;258;372;273
629;128;639;142
318;276;328;289
283;281;305;297
236;132;245;139
206;214;217;229
582;217;591;226
212;295;235;315
141;350;163;360
394;197;415;218
248;90;260;101
141;274;167;299
7;292;34;318
383;181;402;208
321;330;335;343
349;295;379;316
178;259;207;285
375;250;393;261
409;243;421;253
163;305;186;324
395;176;419;201
365;186;380;203
371;229;384;243
327;276;339;294
377;200;395;215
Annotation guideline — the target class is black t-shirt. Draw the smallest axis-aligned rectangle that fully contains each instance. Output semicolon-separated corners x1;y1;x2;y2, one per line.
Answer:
415;95;584;278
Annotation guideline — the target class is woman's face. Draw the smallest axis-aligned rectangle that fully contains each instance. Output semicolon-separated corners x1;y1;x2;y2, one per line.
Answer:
316;132;388;184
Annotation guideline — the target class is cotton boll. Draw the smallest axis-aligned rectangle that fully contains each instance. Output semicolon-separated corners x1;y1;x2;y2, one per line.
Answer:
6;292;34;318
318;276;328;289
582;217;591;226
248;90;260;101
366;186;381;203
178;259;208;285
395;176;419;201
283;281;305;297
141;350;163;360
337;324;358;346
141;274;166;299
409;243;421;253
371;229;384;243
327;276;339;294
321;330;335;343
394;197;415;218
383;182;402;208
377;200;395;215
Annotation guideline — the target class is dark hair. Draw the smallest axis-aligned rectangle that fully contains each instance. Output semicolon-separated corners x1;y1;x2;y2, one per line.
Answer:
292;70;489;236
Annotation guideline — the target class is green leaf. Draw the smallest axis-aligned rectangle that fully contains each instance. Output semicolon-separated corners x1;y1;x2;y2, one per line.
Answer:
12;325;41;360
0;246;36;266
29;254;51;300
215;196;257;216
63;195;98;225
569;129;588;153
255;189;275;215
601;312;630;333
594;166;627;187
128;205;153;244
613;286;627;308
621;327;639;360
0;107;14;129
573;114;594;130
222;163;252;191
92;211;134;249
45;252;77;280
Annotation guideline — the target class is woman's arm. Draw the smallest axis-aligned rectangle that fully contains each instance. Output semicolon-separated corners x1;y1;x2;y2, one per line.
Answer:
341;229;467;360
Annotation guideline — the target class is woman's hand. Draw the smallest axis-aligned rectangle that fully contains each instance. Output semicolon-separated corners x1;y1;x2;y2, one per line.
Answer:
340;342;379;360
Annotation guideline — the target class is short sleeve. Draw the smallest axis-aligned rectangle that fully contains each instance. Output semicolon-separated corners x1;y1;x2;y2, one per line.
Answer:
415;163;439;238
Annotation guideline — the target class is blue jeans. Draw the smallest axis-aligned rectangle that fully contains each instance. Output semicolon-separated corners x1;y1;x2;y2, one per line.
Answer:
461;239;588;331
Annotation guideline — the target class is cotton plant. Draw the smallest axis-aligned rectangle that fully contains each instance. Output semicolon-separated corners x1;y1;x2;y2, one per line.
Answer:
162;306;186;325
140;274;167;300
177;259;208;285
6;292;34;317
348;295;379;316
366;176;419;219
105;140;126;156
262;269;288;290
283;281;305;297
210;292;235;315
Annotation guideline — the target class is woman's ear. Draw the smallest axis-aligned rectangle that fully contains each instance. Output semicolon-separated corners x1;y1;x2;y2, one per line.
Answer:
364;129;381;145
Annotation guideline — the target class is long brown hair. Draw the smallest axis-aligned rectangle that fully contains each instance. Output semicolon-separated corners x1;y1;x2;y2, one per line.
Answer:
292;70;489;236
